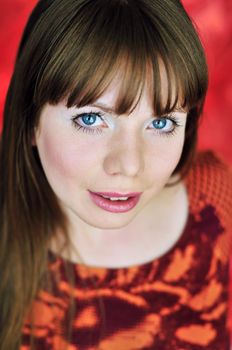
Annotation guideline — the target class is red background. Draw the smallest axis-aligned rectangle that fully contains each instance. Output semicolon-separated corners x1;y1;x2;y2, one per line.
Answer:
0;0;232;330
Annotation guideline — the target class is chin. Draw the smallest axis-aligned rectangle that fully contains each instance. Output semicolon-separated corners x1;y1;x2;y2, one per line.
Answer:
82;212;136;230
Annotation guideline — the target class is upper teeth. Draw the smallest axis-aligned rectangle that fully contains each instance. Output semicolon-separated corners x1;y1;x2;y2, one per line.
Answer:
102;195;129;201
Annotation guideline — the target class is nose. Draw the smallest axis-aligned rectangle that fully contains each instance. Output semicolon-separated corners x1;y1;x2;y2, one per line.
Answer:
103;131;145;177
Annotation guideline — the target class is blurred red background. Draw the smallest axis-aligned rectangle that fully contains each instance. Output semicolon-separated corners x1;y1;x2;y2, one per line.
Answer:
0;0;232;331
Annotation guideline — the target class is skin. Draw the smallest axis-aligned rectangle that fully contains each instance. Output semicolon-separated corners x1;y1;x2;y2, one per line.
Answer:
34;71;189;267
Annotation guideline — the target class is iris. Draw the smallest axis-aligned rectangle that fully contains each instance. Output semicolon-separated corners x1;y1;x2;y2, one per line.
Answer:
152;119;167;129
81;113;97;125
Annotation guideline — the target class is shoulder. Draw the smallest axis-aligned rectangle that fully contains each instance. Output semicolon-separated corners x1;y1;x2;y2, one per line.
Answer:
185;150;232;230
189;150;232;189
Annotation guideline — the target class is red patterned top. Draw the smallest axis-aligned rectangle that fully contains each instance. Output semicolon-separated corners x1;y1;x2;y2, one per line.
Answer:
21;151;232;350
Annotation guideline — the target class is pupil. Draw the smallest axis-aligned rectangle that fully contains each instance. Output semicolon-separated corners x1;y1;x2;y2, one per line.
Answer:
153;119;167;129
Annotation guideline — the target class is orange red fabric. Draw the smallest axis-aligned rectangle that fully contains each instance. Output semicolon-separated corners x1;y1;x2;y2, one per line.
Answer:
21;151;232;349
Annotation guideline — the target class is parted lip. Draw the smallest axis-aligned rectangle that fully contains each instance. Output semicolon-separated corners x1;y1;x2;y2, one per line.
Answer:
89;191;142;198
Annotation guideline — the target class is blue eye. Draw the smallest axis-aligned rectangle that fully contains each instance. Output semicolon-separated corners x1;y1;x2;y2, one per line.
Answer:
152;119;167;130
72;112;104;135
80;113;98;125
72;111;182;137
150;117;180;136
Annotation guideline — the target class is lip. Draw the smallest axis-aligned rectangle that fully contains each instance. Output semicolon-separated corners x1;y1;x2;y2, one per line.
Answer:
91;191;142;198
88;191;142;213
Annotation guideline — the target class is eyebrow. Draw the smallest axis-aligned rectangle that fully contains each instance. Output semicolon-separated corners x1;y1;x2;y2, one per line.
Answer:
90;102;187;117
91;102;117;115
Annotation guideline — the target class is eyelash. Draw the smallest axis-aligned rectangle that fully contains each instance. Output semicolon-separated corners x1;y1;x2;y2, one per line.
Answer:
71;111;182;137
72;111;105;135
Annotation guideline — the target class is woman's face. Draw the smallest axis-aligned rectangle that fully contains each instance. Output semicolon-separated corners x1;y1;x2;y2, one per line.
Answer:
34;73;187;232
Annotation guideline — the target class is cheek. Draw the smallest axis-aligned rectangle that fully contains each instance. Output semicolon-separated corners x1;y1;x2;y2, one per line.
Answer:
36;130;100;187
149;134;185;172
144;135;185;193
167;136;185;163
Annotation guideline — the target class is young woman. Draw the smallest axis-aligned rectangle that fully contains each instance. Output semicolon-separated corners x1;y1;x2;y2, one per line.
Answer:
1;0;232;349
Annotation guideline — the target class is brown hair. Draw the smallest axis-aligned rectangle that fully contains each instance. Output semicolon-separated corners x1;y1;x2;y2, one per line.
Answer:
0;0;208;348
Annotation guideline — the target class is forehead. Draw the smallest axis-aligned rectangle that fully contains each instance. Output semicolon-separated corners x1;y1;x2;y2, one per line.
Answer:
88;62;178;114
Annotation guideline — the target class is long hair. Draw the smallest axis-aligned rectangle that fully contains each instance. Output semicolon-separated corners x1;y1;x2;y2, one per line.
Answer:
0;0;208;348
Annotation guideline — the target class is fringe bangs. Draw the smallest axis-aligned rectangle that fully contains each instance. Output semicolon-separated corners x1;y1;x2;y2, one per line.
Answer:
33;0;207;119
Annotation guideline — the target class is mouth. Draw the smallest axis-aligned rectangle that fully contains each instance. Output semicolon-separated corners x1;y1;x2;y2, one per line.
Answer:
88;191;142;213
